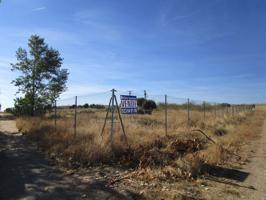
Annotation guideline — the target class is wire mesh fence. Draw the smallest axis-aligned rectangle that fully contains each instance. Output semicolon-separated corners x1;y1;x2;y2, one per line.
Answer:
49;89;255;145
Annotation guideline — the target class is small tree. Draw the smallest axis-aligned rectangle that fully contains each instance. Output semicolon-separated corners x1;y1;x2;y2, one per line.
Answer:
11;35;69;116
137;98;157;114
143;100;157;110
83;103;89;108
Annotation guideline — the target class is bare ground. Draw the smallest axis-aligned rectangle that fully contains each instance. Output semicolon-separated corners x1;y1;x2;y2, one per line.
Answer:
237;119;266;199
0;116;141;200
199;117;266;199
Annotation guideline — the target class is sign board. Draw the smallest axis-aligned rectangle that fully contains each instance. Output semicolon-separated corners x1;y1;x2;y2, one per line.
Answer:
120;95;137;114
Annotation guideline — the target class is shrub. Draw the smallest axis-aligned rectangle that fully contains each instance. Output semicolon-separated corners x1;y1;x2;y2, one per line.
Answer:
69;105;76;109
83;103;89;108
5;107;15;114
89;104;105;109
137;98;157;114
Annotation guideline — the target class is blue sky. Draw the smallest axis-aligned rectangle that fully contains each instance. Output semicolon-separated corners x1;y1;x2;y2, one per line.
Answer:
0;0;266;109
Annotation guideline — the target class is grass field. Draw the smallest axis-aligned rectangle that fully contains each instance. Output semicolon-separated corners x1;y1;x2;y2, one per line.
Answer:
255;104;266;111
16;105;255;177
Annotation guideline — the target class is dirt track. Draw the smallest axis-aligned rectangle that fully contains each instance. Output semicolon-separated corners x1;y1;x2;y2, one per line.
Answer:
205;117;266;199
238;120;266;199
0;117;138;200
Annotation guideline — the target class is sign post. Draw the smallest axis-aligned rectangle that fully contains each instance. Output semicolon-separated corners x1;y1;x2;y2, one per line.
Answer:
101;89;128;148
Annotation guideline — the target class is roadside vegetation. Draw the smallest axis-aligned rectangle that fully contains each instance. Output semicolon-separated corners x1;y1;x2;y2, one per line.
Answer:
17;106;255;175
16;107;265;199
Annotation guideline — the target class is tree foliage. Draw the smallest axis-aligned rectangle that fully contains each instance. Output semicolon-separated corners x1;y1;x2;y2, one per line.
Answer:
137;98;157;114
11;35;69;115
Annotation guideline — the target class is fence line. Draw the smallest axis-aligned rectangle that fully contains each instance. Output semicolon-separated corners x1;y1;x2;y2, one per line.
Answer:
53;90;255;140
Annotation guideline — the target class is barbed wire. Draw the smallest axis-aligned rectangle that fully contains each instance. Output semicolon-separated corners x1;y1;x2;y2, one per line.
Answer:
56;89;254;106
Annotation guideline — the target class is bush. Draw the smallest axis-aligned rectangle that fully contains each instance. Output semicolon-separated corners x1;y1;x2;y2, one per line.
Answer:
137;98;145;107
89;104;105;109
83;103;89;108
143;100;157;110
5;107;15;114
68;103;105;109
137;98;157;114
69;105;76;109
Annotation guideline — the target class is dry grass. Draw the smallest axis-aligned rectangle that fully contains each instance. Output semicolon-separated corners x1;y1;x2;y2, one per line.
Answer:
16;107;258;179
255;104;266;111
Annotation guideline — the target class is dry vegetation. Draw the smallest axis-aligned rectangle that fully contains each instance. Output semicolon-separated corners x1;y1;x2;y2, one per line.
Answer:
255;104;266;111
15;106;266;199
17;107;254;175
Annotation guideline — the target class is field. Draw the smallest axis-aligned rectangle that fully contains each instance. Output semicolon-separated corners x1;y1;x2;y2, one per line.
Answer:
17;105;254;172
255;104;266;111
2;101;263;199
16;104;266;199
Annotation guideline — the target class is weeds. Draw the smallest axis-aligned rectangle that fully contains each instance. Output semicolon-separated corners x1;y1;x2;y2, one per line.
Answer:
16;108;257;180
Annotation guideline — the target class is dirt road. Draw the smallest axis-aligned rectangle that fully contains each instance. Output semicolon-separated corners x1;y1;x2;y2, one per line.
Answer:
0;116;138;200
207;118;266;199
238;120;266;199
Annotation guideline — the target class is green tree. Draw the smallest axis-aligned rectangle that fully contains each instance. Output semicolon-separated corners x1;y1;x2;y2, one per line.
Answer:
137;98;157;114
11;35;69;116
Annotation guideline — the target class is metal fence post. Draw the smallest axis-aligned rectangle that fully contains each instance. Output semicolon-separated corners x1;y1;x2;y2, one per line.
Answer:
54;100;57;132
187;98;190;126
214;103;217;118
110;89;115;148
203;101;206;120
74;96;77;137
165;94;168;136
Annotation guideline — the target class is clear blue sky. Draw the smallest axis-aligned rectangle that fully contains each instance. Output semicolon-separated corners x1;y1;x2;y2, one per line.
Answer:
0;0;265;109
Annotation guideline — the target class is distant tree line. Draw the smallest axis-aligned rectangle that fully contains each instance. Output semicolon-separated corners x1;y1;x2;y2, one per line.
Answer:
158;102;256;111
64;98;158;114
68;103;105;109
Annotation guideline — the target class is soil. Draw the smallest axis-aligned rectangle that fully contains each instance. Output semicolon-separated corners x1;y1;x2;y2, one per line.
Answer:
199;119;266;199
233;120;266;199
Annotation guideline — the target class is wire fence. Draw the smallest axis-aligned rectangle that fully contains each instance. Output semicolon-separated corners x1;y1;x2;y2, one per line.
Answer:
50;89;255;142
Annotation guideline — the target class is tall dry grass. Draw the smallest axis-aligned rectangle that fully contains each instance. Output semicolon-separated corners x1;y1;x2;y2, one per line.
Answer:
255;104;266;111
16;107;259;177
17;109;265;180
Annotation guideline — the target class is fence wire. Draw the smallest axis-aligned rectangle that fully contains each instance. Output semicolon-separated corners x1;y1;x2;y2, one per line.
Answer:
50;89;255;140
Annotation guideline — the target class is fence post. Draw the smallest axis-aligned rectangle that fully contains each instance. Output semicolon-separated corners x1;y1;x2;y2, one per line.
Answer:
74;96;77;137
110;89;115;148
187;98;190;126
214;103;217;118
54;100;57;132
203;101;206;120
165;94;168;136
